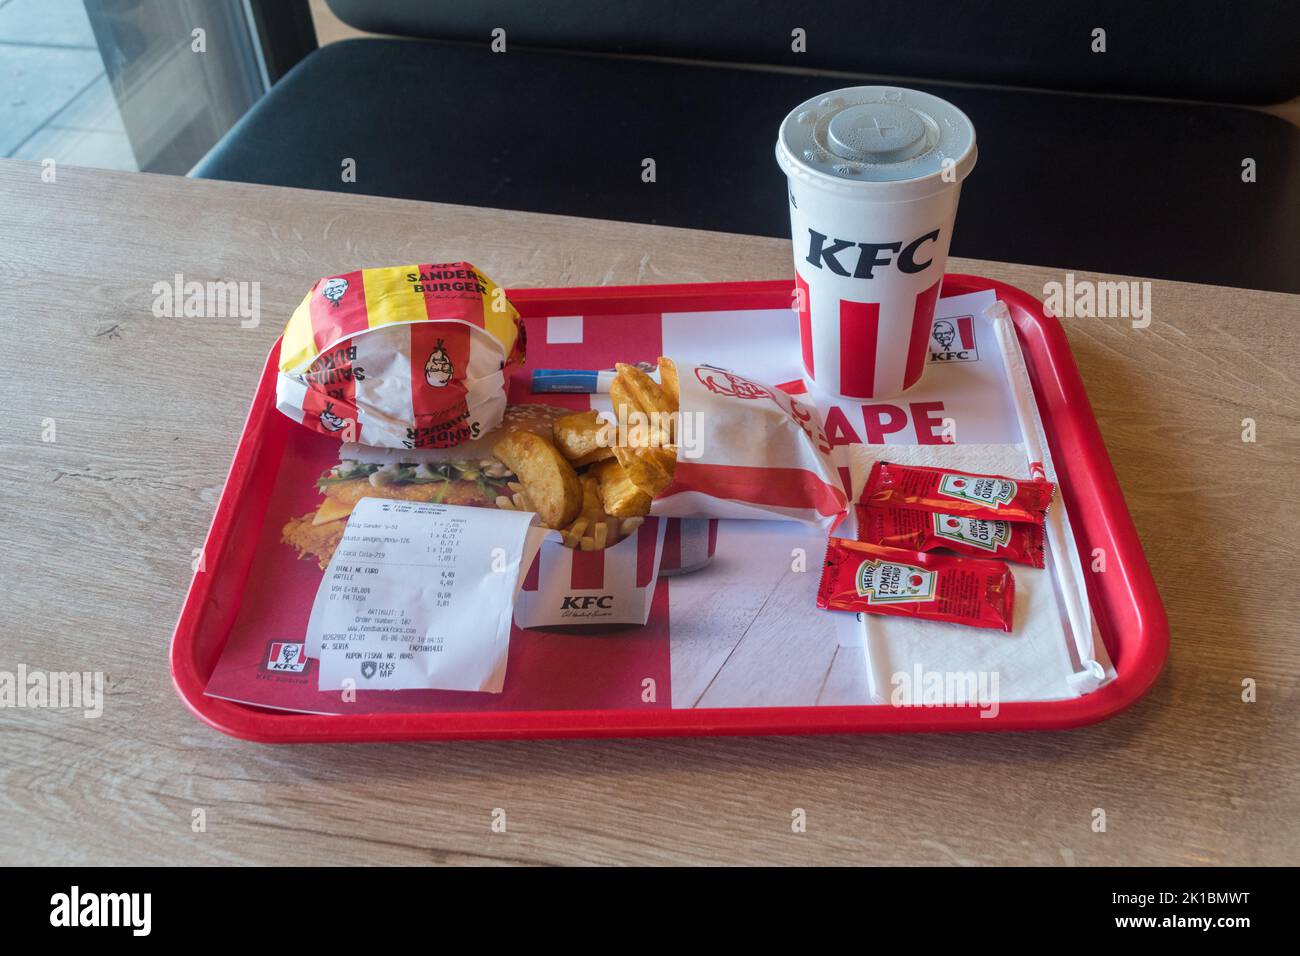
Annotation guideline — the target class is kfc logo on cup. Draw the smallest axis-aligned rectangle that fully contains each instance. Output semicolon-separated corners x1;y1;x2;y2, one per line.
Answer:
776;86;976;399
804;228;940;279
929;315;979;363
694;366;774;401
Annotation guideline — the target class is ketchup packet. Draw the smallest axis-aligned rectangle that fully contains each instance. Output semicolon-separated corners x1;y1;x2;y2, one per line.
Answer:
817;537;1015;632
863;461;1054;523
856;504;1045;569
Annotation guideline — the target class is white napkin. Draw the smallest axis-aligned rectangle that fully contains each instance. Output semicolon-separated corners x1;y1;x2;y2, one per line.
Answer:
845;444;1115;705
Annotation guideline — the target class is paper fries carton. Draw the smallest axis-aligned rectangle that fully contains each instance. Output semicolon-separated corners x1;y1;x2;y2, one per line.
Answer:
514;518;666;627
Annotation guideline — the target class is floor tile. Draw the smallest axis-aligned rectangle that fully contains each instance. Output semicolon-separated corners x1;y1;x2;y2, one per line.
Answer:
0;43;103;154
46;71;123;131
0;0;97;47
11;123;137;170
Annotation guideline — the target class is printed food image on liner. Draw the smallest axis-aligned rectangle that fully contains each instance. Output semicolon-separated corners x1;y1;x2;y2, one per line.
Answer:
280;401;670;629
282;402;573;568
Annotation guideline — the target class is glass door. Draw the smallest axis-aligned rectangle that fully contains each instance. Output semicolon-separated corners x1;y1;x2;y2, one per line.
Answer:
2;0;269;173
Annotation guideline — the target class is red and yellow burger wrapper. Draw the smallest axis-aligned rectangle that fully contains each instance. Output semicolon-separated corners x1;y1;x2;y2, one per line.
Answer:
275;262;525;449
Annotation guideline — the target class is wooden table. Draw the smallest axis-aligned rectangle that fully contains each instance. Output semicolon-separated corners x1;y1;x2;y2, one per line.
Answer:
1;161;1296;866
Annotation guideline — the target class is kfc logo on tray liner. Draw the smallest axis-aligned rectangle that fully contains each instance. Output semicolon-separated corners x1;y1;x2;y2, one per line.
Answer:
266;641;307;673
929;315;979;363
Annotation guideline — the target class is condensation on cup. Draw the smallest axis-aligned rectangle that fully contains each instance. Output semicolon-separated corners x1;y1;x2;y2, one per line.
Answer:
775;86;977;399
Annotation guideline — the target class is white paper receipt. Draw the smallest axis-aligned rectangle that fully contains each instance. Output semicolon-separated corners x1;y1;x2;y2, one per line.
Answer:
307;498;543;694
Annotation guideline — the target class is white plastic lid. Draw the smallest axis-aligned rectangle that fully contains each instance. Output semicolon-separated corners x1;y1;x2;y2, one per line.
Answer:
776;86;977;200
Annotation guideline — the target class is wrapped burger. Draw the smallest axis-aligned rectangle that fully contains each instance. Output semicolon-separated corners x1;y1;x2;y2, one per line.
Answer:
275;262;525;449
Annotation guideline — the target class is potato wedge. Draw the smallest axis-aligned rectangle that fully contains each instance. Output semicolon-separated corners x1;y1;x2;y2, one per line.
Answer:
591;459;652;518
656;356;679;410
614;363;675;447
608;378;656;448
611;444;676;498
492;431;582;528
553;409;614;461
608;375;637;420
615;363;675;418
570;446;615;467
613;364;676;442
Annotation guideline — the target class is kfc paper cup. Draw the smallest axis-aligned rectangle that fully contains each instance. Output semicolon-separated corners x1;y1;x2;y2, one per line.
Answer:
775;86;976;399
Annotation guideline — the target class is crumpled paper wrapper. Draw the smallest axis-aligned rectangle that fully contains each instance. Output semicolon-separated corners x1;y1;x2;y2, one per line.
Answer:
275;261;524;449
648;361;848;529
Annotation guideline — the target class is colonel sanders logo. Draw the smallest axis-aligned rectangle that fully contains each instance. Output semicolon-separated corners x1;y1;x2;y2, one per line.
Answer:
694;366;773;401
318;401;353;435
265;641;307;673
320;276;349;307
929;315;979;362
424;339;454;387
933;320;956;352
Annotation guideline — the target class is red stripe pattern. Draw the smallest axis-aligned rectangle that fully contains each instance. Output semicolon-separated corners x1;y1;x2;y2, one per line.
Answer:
838;299;880;398
666;462;847;520
406;322;472;447
570;548;604;590
521;551;540;592
957;314;975;349
903;278;943;390
635;519;659;587
308;269;367;356
660;518;682;573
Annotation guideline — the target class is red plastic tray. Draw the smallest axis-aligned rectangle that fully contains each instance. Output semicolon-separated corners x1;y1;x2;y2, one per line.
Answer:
171;274;1167;741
